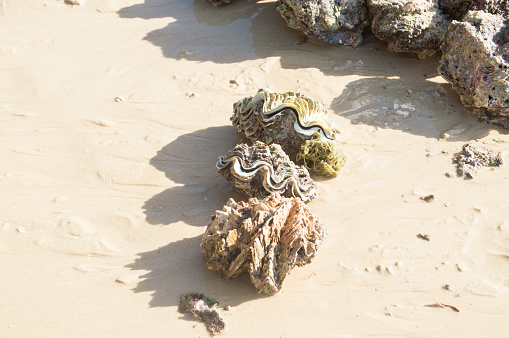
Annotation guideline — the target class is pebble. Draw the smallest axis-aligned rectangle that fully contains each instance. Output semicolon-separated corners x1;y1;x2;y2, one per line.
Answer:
115;275;139;285
456;262;470;272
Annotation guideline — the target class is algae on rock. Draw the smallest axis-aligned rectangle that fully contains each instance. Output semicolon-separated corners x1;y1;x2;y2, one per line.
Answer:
297;134;347;177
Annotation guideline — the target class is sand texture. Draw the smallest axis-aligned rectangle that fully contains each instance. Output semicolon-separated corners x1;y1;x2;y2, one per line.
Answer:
1;0;509;336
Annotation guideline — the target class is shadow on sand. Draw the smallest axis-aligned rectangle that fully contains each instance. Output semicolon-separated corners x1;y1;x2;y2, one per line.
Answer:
118;0;507;139
125;235;268;309
136;125;267;309
125;0;507;312
143;125;247;226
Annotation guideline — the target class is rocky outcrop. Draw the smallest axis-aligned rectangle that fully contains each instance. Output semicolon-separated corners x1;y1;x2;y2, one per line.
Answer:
276;0;369;47
439;11;509;127
439;0;509;20
368;0;452;58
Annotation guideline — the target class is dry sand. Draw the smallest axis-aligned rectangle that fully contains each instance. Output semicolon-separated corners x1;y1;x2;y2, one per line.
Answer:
1;0;509;336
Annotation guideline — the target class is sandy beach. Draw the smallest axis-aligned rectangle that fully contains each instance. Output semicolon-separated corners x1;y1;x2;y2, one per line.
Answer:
1;0;509;336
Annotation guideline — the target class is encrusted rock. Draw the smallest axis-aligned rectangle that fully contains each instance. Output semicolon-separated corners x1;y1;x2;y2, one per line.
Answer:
178;293;225;335
217;141;318;202
205;0;231;6
201;193;326;295
368;0;452;58
439;11;509;127
231;88;346;176
439;0;509;20
276;0;369;47
454;143;505;178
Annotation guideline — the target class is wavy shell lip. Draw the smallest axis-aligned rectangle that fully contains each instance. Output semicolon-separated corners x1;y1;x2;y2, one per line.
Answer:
233;88;336;142
217;142;318;202
231;89;347;176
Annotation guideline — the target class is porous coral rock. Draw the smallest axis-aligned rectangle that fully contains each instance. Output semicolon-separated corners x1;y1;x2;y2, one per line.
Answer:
276;0;369;47
201;192;326;295
454;143;505;178
231;88;346;176
439;11;509;128
368;0;452;58
217;141;318;202
439;0;509;20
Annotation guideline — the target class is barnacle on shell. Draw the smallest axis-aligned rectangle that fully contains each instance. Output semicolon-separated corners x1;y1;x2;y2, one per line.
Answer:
201;192;326;295
231;88;346;176
217;141;317;202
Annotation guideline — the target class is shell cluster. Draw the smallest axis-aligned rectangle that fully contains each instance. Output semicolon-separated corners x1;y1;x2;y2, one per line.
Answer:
217;141;318;202
200;89;343;296
201;193;327;295
231;88;346;177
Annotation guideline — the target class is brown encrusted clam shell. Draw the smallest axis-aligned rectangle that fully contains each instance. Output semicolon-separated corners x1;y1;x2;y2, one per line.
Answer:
201;192;327;295
216;141;318;202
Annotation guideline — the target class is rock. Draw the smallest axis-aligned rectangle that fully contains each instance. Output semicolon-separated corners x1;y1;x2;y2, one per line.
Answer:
178;293;225;335
201;193;326;295
205;0;231;6
439;11;509;128
276;0;369;47
217;142;318;202
368;0;452;58
439;0;509;20
454;143;505;178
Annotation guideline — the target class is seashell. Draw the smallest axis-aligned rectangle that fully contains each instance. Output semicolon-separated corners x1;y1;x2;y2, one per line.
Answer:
201;192;327;295
217;141;317;202
231;88;346;176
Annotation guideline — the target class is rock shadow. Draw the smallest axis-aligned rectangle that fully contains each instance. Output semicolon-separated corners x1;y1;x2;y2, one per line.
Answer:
118;0;507;139
118;0;306;63
143;125;246;226
126;235;267;308
331;73;507;140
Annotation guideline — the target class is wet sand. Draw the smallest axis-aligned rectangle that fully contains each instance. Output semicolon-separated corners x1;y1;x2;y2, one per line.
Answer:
1;0;509;336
